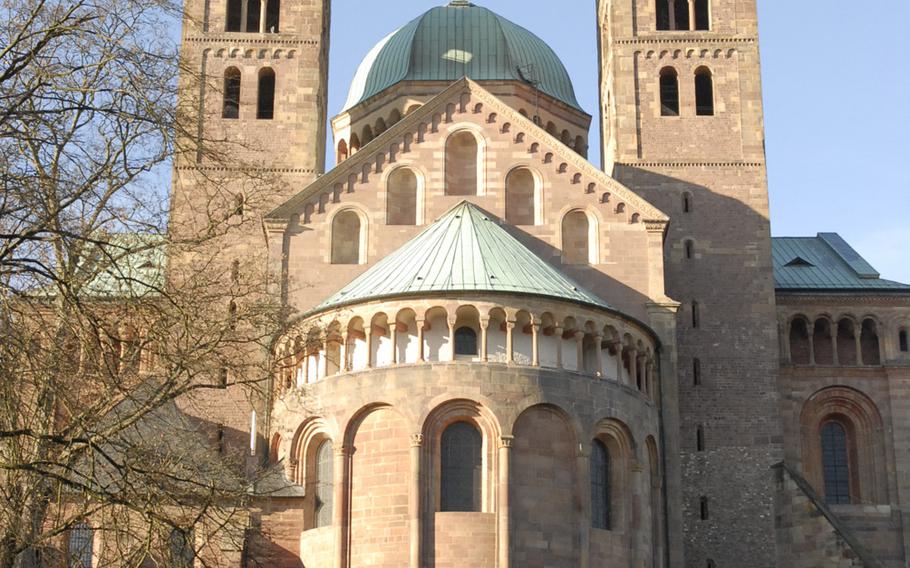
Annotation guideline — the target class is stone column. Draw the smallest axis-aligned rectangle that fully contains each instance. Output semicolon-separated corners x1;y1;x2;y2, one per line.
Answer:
498;436;514;568
531;323;541;367
259;0;267;33
416;319;426;362
506;321;516;365
239;0;248;32
629;348;639;387
333;444;351;568
593;335;604;377
855;325;864;366
448;318;457;361
555;326;564;368
364;328;373;369
832;326;840;366
612;342;624;382
409;434;423;568
808;321;816;366
390;324;399;366
481;318;490;362
340;332;349;372
687;0;695;30
577;448;591;568
319;341;328;379
575;331;585;372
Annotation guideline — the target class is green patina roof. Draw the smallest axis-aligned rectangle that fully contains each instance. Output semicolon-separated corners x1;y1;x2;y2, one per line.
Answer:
772;233;910;292
314;202;611;313
343;1;582;111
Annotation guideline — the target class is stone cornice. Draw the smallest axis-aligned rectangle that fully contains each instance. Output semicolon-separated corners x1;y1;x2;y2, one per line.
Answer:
615;36;757;46
184;35;317;46
175;166;316;174
776;292;910;306
616;161;763;169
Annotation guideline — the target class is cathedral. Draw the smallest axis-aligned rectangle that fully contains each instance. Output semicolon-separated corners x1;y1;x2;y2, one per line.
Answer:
162;0;910;566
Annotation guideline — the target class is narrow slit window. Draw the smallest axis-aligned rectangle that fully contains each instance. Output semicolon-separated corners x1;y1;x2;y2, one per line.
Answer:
696;426;705;451
683;192;692;213
699;496;709;520
223;68;241;119
900;330;908;352
660;68;680;117
692;301;700;329
685;240;694;259
693;358;702;386
257;68;276;120
695;67;715;116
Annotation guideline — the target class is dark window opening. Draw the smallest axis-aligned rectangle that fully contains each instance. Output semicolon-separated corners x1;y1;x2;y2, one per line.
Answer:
660;68;680;117
707;561;716;568
674;0;690;31
168;529;194;568
692;301;700;329
789;318;811;365
685;240;694;259
257;68;276;120
696;426;705;452
683;192;692;213
246;0;261;32
656;0;671;30
695;0;711;30
68;522;94;568
266;0;280;33
693;358;701;386
223;68;241;119
216;425;225;455
315;439;334;527
219;367;229;388
441;422;482;512
695;68;715;116
821;421;851;505
900;330;908;352
699;496;709;520
226;0;242;31
591;440;612;530
454;327;478;357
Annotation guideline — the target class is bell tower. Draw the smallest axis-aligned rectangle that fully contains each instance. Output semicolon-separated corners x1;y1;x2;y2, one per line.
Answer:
598;1;782;567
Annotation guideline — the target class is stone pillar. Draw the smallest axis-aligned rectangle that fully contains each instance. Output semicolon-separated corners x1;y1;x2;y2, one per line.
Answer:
333;444;351;568
239;0;248;33
593;334;604;377
808;321;816;366
687;0;695;30
364;328;373;369
448;317;457;361
531;323;541;367
613;342;624;382
340;332;349;372
506;321;516;364
390;324;398;366
629;348;639;387
575;331;585;371
481;318;490;362
259;0;267;33
555;326;564;368
319;341;328;379
417;319;426;362
498;436;513;568
855;326;864;366
832;326;840;366
577;448;591;568
409;434;423;568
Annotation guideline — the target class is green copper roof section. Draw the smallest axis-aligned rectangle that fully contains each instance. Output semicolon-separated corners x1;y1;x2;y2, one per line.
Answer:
343;2;582;111
772;234;910;292
314;202;611;313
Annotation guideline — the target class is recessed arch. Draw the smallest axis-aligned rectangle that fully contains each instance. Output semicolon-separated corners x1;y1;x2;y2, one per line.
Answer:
695;66;715;116
222;67;241;119
256;67;276;120
561;209;600;265
445;129;485;196
386;166;422;226
505;167;540;226
660;67;680;117
330;207;367;265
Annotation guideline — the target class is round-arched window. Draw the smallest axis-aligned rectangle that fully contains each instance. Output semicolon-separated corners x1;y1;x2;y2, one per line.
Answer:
454;327;478;357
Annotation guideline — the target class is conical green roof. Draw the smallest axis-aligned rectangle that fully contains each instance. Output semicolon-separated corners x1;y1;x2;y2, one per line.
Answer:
314;202;611;313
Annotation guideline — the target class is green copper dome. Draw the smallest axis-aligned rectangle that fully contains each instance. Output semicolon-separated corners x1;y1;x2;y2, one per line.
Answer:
343;2;582;111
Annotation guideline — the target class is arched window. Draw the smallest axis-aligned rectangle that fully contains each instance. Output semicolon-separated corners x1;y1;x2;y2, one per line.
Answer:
387;168;418;226
821;421;851;505
900;329;908;352
695;67;715;116
656;0;671;30
695;0;711;30
674;0;690;31
505;168;536;226
337;139;348;163
315;439;334;528
789;318;810;365
445;131;479;196
168;529;194;568
68;522;93;568
331;210;363;265
591;440;611;530
562;210;592;265
246;0;261;32
860;319;881;366
226;0;242;31
266;0;280;33
454;327;478;357
660;68;680;117
222;67;241;119
440;422;482;512
257;68;276;120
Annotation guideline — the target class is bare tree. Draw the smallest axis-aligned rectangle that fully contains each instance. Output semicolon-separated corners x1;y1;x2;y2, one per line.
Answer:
0;1;286;565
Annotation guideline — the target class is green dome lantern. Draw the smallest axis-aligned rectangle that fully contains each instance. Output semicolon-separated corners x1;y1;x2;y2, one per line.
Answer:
343;2;582;111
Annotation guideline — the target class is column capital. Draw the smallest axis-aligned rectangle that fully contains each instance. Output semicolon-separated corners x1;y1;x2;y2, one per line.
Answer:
500;435;515;449
480;317;491;329
410;433;424;447
506;321;517;331
333;444;354;457
574;330;585;340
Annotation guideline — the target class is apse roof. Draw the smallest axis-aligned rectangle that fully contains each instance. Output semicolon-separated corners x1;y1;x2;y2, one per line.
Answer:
343;1;582;111
772;233;910;292
313;201;612;313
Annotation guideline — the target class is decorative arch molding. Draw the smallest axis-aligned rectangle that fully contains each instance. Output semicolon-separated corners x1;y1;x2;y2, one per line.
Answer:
342;402;414;449
326;205;369;265
504;165;544;226
381;164;427;226
591;417;638;535
558;206;602;265
288;416;334;485
800;386;888;505
443;124;487;197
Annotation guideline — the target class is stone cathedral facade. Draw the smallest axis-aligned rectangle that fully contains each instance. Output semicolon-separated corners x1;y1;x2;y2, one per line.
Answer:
163;0;910;567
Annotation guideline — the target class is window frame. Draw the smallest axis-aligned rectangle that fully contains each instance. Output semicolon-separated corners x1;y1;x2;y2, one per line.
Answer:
659;68;680;117
439;421;483;513
591;439;612;530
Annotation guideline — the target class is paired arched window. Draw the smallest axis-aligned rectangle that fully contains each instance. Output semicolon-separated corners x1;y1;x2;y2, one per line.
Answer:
821;421;851;505
445;131;479;196
331;210;363;265
168;529;194;568
315;439;334;528
226;0;279;32
591;440;612;530
454;327;478;357
440;422;482;512
222;67;241;119
562;210;593;265
660;68;680;117
900;329;908;352
257;68;276;120
695;67;715;116
656;0;710;30
68;522;93;568
505;168;536;226
387;168;418;226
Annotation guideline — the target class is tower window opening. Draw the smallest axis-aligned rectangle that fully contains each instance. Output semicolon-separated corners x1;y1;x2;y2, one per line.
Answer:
257;68;276;120
696;425;705;451
900;330;908;352
821;421;851;505
699;496;709;520
223;68;241;119
692;301;700;329
246;0;261;33
674;0;691;31
441;422;482;512
660;68;680;117
454;327;478;357
695;67;715;116
591;439;612;530
505;168;536;226
445;131;479;196
226;0;242;31
695;0;711;30
685;240;694;259
331;210;363;265
266;0;280;33
683;192;692;213
693;358;702;386
656;0;671;30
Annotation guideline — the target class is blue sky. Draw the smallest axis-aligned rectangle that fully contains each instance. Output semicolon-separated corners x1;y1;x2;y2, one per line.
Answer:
326;0;910;283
